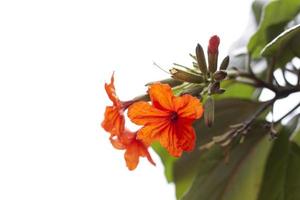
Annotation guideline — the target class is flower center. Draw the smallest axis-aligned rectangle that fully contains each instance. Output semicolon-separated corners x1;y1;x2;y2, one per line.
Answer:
170;112;178;122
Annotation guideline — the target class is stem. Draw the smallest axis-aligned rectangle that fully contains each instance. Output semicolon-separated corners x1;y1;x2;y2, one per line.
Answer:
228;70;277;92
267;57;276;84
244;99;275;129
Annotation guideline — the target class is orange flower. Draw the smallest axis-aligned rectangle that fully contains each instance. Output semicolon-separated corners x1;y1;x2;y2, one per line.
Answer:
128;83;203;157
102;73;155;170
110;130;156;170
101;73;125;136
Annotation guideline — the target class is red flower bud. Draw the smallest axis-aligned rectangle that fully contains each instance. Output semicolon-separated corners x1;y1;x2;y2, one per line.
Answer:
208;35;220;54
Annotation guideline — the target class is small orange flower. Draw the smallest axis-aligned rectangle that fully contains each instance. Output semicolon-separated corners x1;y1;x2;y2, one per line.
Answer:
102;73;155;170
110;130;156;170
101;73;125;136
128;83;203;157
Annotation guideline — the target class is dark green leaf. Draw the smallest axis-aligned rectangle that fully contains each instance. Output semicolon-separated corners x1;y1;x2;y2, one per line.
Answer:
257;116;300;200
174;99;263;199
248;0;300;58
182;123;272;200
261;24;300;68
261;24;300;57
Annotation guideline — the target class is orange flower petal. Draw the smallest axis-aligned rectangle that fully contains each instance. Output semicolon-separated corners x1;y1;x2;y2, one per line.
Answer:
173;94;203;120
105;73;120;107
101;106;125;136
124;142;140;170
159;124;183;157
137;143;156;166
124;139;156;170
137;121;170;146
128;101;170;126
148;83;174;111
110;135;126;150
176;121;196;152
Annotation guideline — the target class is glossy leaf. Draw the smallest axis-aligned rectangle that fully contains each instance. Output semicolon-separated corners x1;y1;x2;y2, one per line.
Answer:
248;0;300;58
261;24;300;68
261;24;300;57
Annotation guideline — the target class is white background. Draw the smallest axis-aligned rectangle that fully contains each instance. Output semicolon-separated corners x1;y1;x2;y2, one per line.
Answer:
0;0;257;199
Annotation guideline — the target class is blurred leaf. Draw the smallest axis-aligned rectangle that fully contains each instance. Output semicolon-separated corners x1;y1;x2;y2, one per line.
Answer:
182;115;300;200
174;99;263;199
291;129;300;147
182;123;272;200
261;24;300;68
248;0;300;58
261;24;300;57
257;116;300;200
289;114;300;147
228;0;266;70
151;142;177;182
252;0;269;25
217;80;256;100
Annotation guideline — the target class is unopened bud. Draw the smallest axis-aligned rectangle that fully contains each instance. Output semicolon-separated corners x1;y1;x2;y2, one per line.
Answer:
213;70;227;81
204;96;214;128
208;35;220;73
145;78;182;87
220;56;230;70
209;82;220;94
196;44;207;74
208;35;220;54
170;68;204;83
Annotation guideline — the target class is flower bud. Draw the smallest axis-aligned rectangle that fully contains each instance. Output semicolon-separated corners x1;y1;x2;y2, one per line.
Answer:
170;68;204;83
145;78;182;87
196;44;207;74
208;35;220;73
220;56;230;70
213;70;227;81
208;35;220;54
204;96;214;127
208;82;226;95
209;82;220;94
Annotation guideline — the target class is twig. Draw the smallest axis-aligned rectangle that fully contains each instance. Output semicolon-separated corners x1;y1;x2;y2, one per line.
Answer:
267;57;276;84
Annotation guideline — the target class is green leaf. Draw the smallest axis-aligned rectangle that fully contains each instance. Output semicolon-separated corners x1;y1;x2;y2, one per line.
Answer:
228;0;266;71
257;116;300;200
252;0;269;25
151;142;177;182
289;114;300;147
261;24;300;57
182;123;272;200
248;0;300;58
217;80;256;100
261;24;300;68
173;99;263;199
291;128;300;147
181;115;300;200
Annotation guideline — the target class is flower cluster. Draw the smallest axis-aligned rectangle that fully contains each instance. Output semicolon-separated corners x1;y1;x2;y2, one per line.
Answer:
102;74;203;170
101;35;228;170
